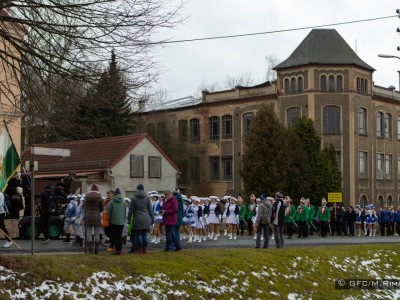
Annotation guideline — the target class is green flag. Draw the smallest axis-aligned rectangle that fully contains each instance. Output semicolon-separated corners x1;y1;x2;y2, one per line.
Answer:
0;127;20;192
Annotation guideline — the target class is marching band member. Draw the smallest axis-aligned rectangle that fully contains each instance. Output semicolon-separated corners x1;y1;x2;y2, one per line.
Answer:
238;197;246;236
191;196;204;242
182;197;194;243
296;197;309;238
150;193;162;245
246;194;256;236
316;198;330;238
284;196;296;239
207;196;221;240
225;197;239;240
252;198;261;239
365;204;377;236
354;204;362;236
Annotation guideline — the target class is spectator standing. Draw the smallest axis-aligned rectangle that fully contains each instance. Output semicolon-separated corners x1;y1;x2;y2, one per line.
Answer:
107;188;126;255
84;184;104;254
0;192;12;248
38;186;54;244
254;196;272;248
62;171;76;195
343;206;356;236
173;190;183;251
161;190;179;251
272;192;286;248
127;184;154;254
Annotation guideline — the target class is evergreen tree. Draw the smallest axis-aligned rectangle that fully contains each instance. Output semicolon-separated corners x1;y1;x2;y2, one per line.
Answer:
241;105;289;197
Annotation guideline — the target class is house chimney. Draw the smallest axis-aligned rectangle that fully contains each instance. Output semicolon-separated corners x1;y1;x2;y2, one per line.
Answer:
138;100;145;110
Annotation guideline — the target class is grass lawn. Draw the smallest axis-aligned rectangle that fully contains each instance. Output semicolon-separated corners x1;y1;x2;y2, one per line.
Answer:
0;244;399;299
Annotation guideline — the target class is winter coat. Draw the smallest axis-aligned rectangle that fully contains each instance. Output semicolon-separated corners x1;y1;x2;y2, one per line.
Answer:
284;204;296;223
272;198;286;226
84;191;104;227
296;205;309;222
316;206;330;222
162;196;178;226
380;210;392;223
107;194;127;226
128;190;154;231
174;192;183;227
239;204;247;221
255;200;272;225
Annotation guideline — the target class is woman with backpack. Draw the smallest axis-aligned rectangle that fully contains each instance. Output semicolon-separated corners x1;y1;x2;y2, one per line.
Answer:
0;192;12;248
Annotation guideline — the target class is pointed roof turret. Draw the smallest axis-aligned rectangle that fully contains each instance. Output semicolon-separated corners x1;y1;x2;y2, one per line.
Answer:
274;29;374;71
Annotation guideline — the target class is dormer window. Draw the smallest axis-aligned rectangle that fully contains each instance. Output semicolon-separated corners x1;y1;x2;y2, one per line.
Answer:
320;75;327;91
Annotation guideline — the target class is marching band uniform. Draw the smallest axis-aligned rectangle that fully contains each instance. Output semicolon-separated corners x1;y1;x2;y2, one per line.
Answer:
182;197;195;243
206;196;221;240
296;198;309;238
284;196;296;239
225;197;239;240
365;204;377;236
150;194;162;244
191;197;204;242
354;204;362;236
316;198;330;238
306;199;316;236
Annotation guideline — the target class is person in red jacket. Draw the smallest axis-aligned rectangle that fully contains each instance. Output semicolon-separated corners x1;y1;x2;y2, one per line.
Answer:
161;190;180;251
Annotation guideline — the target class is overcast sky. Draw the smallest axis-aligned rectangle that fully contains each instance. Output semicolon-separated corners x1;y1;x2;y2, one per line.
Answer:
151;0;400;100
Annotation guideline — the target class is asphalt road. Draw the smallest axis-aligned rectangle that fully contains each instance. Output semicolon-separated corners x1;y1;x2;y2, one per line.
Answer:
2;234;399;255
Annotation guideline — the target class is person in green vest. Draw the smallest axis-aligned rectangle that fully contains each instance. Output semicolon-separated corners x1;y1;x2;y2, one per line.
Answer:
296;198;309;238
316;198;330;237
238;197;247;236
306;198;316;236
284;196;297;239
246;194;256;236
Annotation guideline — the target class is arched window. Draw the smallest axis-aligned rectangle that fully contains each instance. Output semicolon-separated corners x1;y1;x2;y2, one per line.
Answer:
243;112;254;136
291;78;296;93
284;78;290;94
328;75;335;92
337;75;343;92
209;116;220;141
387;195;393;207
297;77;303;92
376;111;383;137
287;107;301;128
378;195;384;209
323;105;340;134
357;77;361;92
361;78;365;93
364;79;368;94
360;195;368;208
358;107;366;135
320;75;327;91
384;113;392;138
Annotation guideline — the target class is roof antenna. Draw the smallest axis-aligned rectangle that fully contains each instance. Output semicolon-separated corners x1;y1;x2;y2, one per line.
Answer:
355;39;357;53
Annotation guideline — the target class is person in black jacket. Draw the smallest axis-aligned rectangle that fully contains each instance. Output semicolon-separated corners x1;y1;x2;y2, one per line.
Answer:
272;192;286;249
38;186;54;243
343;206;356;236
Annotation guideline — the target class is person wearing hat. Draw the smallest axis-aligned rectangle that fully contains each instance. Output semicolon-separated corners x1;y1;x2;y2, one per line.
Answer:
246;194;256;236
305;198;316;236
237;196;246;237
62;171;76;195
394;206;400;236
84;184;104;254
284;196;296;239
62;195;79;243
206;196;221;240
149;193;162;245
161;190;180;251
127;184;154;254
225;197;239;240
354;204;362;236
191;196;204;242
316;198;330;238
254;195;272;248
296;197;309;238
379;205;392;236
182;196;194;242
107;188;126;255
272;192;286;248
364;204;377;236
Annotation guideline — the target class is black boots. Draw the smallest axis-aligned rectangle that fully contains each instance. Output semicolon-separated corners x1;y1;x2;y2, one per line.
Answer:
62;234;70;243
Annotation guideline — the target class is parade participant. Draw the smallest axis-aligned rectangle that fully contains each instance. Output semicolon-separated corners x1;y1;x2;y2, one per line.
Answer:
272;192;286;248
38;186;54;244
296;198;309;238
202;198;210;240
316;198;330;238
220;196;229;236
182;197;194;243
252;198;261;240
354;204;362;236
225;197;239;240
150;193;162;245
61;171;76;195
365;204;377;236
395;206;400;236
284;196;296;239
390;206;395;236
206;196;221;240
62;195;78;243
102;189;114;248
343;206;356;236
379;205;392;236
107;188;126;255
72;194;85;247
191;196;204;242
84;184;104;254
238;197;246;236
306;199;316;236
128;184;154;254
5;177;24;219
254;196;272;249
0;192;12;248
246;194;256;236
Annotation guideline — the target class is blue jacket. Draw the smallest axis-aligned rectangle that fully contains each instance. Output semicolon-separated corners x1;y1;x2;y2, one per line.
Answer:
394;211;400;223
379;210;391;223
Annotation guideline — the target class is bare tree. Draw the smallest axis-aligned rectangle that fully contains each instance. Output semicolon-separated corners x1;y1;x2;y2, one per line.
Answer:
223;72;255;88
265;54;280;81
0;1;183;121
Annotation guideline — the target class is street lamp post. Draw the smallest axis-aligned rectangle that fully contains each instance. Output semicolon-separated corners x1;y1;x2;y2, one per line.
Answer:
378;54;400;91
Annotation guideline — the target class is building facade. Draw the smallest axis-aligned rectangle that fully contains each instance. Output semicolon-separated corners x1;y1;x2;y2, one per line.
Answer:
134;29;400;208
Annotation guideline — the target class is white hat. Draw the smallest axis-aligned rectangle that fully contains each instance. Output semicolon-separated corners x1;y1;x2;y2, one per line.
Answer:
191;196;200;202
230;197;238;202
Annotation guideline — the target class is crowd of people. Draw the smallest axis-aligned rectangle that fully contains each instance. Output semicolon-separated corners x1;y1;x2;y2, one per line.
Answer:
1;172;400;253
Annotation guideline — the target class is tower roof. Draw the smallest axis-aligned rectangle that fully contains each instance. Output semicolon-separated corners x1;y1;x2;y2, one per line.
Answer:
274;29;374;71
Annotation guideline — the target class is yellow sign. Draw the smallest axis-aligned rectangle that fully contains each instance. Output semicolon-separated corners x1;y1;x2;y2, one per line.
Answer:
328;192;342;202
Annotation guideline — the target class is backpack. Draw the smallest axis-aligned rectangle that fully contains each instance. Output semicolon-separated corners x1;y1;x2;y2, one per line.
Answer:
261;204;271;224
1;193;10;216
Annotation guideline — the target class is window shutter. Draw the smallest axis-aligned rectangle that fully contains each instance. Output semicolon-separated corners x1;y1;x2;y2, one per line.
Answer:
130;155;144;178
149;156;161;178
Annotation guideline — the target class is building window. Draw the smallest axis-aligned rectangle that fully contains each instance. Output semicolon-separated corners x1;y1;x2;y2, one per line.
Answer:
287;107;301;128
284;78;290;94
210;156;220;180
337;75;343;92
290;78;296;93
243;112;254;136
178;120;188;142
360;78;365;93
323;105;340;134
384;113;392;138
398;155;400;180
190;157;200;181
335;151;341;171
376;112;383;138
359;151;367;179
320;75;327;91
364;79;368;94
149;156;161;178
222;156;233;180
397;116;400;140
298;77;303;92
358;107;366;135
130;155;144;178
378;195;384;209
387;195;393;207
385;154;392;180
360;195;368;208
328;75;335;92
209;116;220;141
190;118;200;142
377;153;384;179
222;115;233;139
357;77;360;93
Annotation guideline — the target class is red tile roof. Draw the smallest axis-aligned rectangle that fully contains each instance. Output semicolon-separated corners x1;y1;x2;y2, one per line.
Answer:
21;134;179;174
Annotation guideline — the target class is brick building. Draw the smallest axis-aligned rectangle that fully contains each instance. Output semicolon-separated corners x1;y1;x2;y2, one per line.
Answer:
134;29;400;207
